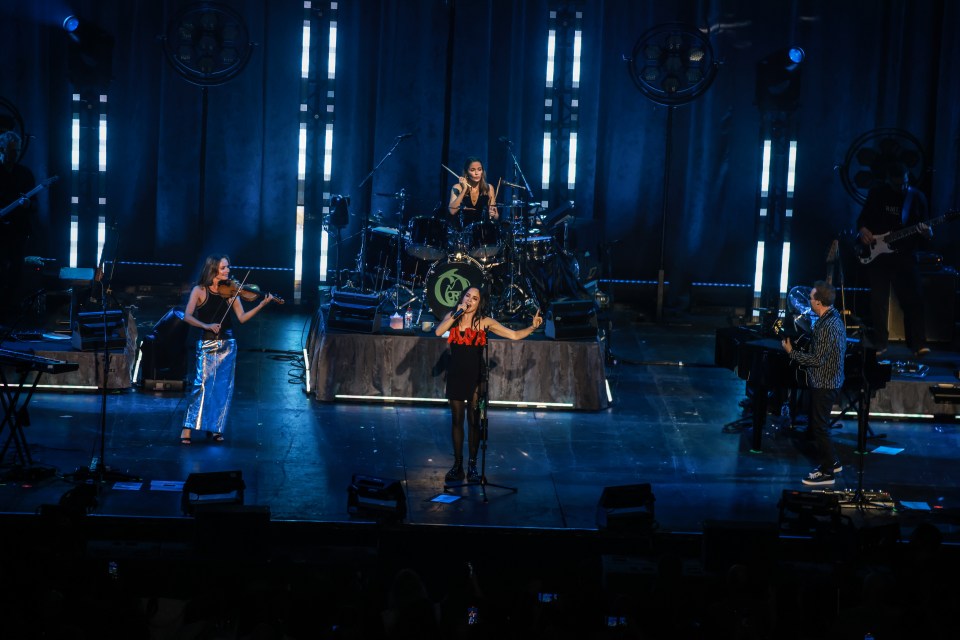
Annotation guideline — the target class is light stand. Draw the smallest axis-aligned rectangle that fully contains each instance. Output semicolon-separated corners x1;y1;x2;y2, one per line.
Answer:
627;24;719;321
444;341;517;502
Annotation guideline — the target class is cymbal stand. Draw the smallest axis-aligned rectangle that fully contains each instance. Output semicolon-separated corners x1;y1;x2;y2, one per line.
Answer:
496;197;537;320
380;189;417;312
357;134;412;293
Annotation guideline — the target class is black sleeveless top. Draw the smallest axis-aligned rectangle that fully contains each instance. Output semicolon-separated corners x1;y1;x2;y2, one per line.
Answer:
194;288;235;340
454;186;490;230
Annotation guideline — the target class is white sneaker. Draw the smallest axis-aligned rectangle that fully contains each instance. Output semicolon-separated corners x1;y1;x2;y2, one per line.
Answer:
802;469;835;486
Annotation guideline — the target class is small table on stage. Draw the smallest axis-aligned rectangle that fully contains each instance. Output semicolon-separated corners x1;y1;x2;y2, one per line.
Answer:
0;348;80;467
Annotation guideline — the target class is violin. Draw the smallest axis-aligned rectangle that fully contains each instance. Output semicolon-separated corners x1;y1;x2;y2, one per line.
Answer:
216;278;285;304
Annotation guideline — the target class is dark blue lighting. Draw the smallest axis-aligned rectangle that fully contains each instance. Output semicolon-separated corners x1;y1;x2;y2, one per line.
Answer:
62;15;80;33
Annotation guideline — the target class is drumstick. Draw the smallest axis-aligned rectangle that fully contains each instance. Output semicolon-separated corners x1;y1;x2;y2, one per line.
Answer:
441;163;460;179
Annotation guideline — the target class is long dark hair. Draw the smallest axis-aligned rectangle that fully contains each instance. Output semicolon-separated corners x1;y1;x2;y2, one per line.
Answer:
461;156;489;195
198;254;230;286
460;286;487;330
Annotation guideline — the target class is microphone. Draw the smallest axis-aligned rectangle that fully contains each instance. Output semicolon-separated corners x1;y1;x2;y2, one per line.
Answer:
396;132;413;140
498;136;513;145
451;306;465;320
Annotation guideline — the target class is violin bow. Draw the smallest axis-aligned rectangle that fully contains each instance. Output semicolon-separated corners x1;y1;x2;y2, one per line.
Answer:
216;269;253;327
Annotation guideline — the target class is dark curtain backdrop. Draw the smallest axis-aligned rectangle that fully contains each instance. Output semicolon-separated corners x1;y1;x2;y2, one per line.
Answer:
1;0;957;303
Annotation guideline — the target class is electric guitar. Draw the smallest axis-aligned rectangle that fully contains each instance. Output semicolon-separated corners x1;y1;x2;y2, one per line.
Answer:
855;209;960;264
0;175;59;223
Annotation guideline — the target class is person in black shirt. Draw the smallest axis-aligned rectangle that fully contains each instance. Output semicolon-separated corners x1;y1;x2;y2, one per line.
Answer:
447;157;499;231
0;131;36;306
782;281;846;486
856;164;931;356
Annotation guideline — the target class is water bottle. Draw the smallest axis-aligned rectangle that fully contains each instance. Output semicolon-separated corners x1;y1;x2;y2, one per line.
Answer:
404;307;413;329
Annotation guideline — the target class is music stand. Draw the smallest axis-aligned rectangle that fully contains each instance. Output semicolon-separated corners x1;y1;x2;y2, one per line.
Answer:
444;341;517;502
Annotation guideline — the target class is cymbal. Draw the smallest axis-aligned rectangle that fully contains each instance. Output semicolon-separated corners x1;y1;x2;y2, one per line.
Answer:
375;192;410;199
371;226;401;236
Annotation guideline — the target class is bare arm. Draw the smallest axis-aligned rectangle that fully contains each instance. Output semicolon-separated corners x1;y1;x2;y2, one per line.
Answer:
487;185;499;220
480;310;542;340
448;179;468;215
231;293;276;324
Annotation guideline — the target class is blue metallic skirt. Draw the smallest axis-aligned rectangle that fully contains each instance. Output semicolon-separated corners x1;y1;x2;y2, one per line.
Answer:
183;338;237;435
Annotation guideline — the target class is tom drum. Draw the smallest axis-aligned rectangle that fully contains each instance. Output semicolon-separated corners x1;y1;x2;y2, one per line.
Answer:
406;217;448;260
465;220;502;260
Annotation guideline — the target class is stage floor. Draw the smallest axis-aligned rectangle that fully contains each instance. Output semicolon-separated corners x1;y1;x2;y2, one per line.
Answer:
2;303;960;544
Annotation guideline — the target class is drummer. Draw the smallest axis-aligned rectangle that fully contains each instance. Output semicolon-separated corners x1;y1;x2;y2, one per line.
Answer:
448;157;499;231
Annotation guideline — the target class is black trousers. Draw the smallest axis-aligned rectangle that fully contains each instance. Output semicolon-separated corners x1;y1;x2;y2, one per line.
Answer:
864;253;926;351
809;387;839;472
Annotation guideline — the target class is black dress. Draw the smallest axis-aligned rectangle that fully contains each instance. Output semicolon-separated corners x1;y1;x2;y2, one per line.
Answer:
445;324;487;400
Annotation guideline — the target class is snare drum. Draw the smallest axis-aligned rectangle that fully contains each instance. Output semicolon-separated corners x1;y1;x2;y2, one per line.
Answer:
424;255;488;319
518;234;555;262
406;217;448;260
465;220;502;260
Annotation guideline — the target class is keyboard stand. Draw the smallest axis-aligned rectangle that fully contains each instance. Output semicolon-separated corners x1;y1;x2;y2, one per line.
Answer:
0;366;44;467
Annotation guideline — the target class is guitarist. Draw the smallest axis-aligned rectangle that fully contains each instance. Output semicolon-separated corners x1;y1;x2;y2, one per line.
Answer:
856;163;930;357
0;130;36;307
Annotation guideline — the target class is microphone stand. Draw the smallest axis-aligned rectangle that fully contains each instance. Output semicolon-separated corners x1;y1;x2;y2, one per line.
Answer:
444;340;517;502
356;135;410;293
72;230;141;488
501;138;536;206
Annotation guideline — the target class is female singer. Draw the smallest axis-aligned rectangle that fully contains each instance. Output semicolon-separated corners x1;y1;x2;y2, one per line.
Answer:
435;286;542;482
447;157;499;230
179;255;276;444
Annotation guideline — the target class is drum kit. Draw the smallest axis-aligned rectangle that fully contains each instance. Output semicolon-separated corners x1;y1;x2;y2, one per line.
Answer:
349;190;559;323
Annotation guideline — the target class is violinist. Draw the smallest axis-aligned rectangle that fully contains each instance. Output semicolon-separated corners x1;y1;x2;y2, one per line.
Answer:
180;254;276;444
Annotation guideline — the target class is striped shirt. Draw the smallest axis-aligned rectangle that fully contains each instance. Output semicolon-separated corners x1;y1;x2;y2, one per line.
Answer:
789;306;845;389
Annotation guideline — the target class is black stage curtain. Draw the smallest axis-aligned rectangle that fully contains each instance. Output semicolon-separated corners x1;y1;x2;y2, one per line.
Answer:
1;0;958;300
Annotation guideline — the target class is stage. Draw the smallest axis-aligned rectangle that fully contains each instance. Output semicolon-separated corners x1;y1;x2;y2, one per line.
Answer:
2;301;960;636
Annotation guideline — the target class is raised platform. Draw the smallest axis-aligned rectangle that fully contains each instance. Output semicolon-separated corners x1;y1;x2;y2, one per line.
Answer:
307;326;610;410
1;309;138;391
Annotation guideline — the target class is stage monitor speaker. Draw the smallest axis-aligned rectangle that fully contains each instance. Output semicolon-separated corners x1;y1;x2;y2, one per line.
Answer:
347;474;406;521
71;309;128;351
327;289;381;333
181;470;245;515
596;483;655;532
545;298;598;340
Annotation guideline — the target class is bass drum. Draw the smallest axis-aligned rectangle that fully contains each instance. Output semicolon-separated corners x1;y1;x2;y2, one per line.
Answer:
424;255;488;320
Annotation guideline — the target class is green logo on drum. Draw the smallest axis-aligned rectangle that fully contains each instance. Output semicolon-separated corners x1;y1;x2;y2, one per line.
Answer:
434;268;471;306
